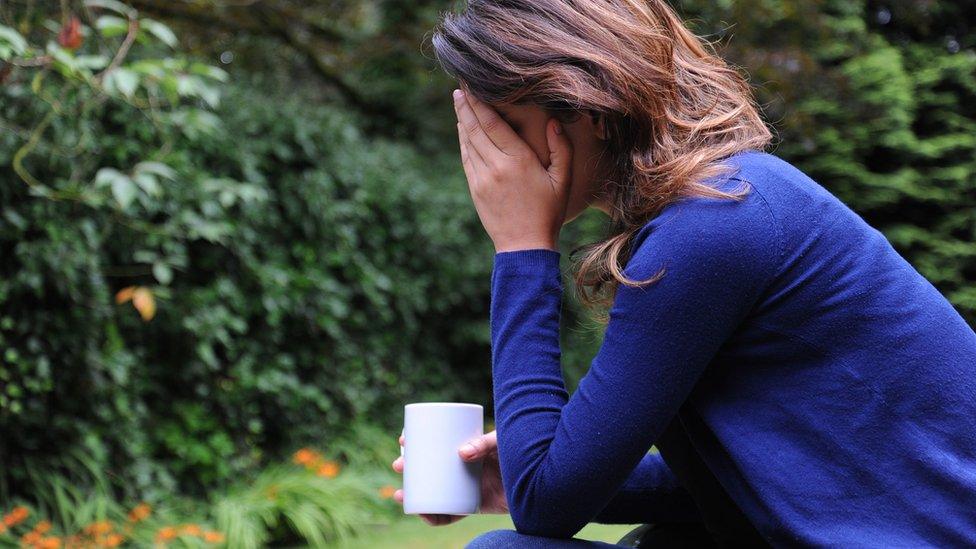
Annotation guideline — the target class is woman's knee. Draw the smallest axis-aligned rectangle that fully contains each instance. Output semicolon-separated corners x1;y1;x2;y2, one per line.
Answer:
465;528;524;549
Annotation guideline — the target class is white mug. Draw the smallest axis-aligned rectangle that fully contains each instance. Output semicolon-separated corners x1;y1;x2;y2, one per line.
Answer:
402;402;483;515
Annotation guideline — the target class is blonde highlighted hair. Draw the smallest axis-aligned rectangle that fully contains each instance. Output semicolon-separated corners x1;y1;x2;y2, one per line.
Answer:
432;0;771;318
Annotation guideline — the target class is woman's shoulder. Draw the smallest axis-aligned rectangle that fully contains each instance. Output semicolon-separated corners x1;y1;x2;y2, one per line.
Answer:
722;149;845;214
630;149;846;261
630;150;791;256
621;147;849;289
624;156;788;286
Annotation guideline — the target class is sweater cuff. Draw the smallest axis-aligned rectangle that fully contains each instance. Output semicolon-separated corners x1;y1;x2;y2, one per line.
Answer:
492;248;561;276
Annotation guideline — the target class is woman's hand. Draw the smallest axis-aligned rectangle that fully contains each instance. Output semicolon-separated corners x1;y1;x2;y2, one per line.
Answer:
453;88;574;253
391;430;508;526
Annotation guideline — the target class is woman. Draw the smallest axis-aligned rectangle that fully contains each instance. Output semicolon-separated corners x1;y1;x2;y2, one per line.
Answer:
390;0;976;546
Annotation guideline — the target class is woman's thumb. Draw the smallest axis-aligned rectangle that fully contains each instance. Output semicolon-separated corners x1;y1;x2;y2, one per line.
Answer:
459;430;497;461
545;118;573;185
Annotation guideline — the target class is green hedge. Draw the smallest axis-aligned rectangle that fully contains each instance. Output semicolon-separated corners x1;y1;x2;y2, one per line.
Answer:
0;49;492;497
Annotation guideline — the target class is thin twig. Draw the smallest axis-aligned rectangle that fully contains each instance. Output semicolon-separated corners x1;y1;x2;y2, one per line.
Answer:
98;17;139;80
9;55;52;67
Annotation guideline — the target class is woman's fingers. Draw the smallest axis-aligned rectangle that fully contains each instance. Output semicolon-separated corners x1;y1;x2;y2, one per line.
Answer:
458;123;487;199
393;487;462;527
391;456;403;473
453;89;502;159
457;122;486;177
459;87;524;155
459;430;498;461
422;514;463;526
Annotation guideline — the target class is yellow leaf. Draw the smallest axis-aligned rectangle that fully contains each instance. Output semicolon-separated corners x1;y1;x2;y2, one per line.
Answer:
115;286;136;304
132;287;156;321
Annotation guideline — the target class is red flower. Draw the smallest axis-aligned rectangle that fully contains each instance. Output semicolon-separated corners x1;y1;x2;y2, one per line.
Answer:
58;16;84;50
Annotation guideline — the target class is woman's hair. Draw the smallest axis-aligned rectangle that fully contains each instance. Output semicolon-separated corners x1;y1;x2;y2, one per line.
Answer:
431;0;772;319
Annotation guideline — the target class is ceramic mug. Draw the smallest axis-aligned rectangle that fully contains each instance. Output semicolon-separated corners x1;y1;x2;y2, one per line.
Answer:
402;402;484;515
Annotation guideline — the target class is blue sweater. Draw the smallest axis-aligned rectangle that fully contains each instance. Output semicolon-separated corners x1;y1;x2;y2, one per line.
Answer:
488;150;976;546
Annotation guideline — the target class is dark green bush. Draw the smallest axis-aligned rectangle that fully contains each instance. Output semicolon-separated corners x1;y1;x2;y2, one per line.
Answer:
0;15;493;496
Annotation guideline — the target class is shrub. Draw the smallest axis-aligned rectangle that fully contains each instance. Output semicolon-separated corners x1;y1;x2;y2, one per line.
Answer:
0;5;492;498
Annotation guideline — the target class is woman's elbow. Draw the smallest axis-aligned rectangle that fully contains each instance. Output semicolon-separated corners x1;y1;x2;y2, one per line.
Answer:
509;502;585;539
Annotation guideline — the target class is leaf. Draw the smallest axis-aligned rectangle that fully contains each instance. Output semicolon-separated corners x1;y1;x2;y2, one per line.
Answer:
132;172;161;197
0;25;29;59
152;263;173;285
115;286;136;304
111;175;136;208
74;55;110;70
189;62;229;82
135;161;176;180
176;74;197;96
131;287;156;321
48;43;78;73
94;167;124;188
160;74;180;104
140;18;178;48
105;67;139;98
198;83;221;109
94;15;130;38
83;0;135;18
129;59;165;78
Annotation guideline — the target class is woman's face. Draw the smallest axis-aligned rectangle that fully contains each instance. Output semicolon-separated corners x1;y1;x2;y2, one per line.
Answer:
493;102;611;222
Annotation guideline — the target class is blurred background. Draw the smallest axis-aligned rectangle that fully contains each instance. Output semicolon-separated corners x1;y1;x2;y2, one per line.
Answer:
0;0;973;547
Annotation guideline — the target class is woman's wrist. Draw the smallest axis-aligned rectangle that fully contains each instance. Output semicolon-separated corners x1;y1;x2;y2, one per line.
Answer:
494;240;558;253
492;247;561;275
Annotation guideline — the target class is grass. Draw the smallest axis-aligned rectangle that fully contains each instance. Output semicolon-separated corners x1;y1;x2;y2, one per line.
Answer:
336;514;639;549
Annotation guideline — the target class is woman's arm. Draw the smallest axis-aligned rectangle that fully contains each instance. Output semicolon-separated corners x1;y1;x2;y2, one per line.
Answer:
592;451;701;524
489;195;779;538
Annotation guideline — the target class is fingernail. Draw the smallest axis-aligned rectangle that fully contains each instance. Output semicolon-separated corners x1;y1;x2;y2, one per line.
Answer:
460;443;477;457
453;89;463;101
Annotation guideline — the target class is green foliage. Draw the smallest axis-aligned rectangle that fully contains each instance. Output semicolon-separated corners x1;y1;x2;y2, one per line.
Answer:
0;434;398;547
1;2;490;500
213;464;387;549
1;453;220;548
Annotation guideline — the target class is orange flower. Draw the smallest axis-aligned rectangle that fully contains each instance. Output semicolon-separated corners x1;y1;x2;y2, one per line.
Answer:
203;530;225;543
39;536;62;549
115;286;135;304
103;533;124;548
3;506;29;526
116;286;156;320
316;460;340;478
378;485;396;499
131;287;156;321
83;521;113;536
155;526;178;542
34;520;52;534
292;448;318;466
180;524;202;537
127;502;151;522
21;530;41;545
